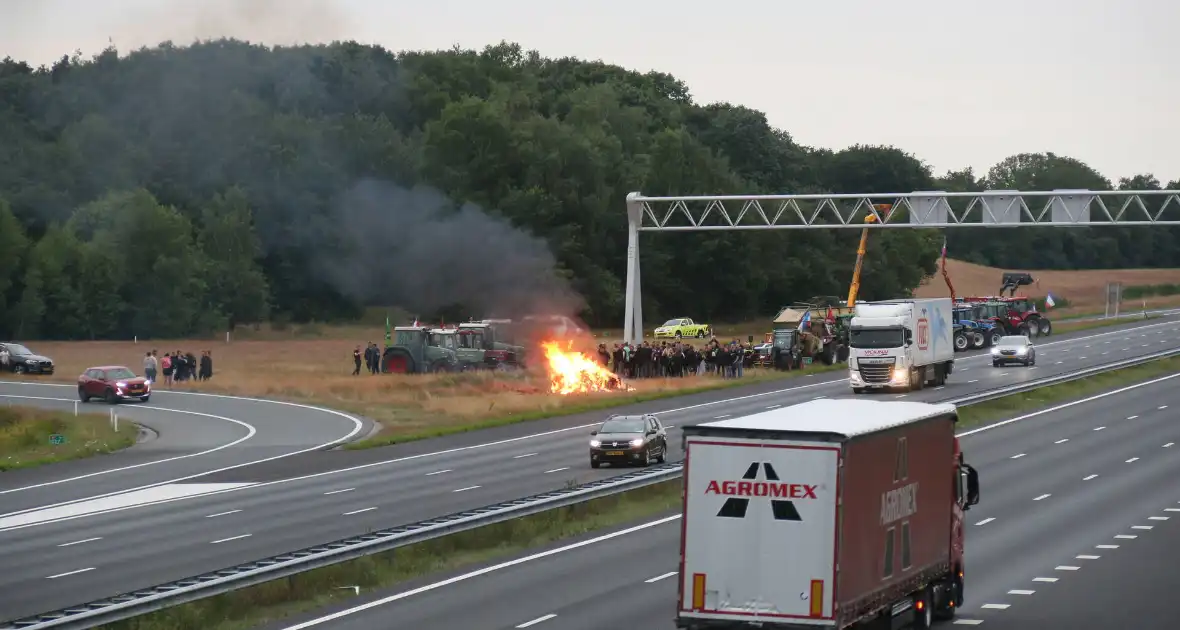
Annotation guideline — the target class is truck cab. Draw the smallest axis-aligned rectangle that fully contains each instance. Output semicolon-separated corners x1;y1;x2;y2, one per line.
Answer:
847;299;954;394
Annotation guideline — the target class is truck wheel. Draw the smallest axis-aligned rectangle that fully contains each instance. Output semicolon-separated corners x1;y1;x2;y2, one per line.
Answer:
934;577;961;620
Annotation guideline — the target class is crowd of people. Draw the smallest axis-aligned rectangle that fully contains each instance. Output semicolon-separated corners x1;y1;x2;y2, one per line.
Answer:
142;349;214;386
597;338;760;379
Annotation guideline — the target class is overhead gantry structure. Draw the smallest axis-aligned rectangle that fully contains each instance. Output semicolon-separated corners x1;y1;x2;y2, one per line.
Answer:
622;189;1180;343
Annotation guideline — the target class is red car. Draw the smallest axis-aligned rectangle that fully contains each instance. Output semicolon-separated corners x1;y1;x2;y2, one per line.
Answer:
78;365;151;404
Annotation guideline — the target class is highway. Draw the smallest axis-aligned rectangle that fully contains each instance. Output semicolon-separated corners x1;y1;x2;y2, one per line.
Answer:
0;385;369;512
1;318;1178;623
267;367;1180;630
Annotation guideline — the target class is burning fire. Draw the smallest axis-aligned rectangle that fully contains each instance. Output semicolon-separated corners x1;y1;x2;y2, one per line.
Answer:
541;342;633;394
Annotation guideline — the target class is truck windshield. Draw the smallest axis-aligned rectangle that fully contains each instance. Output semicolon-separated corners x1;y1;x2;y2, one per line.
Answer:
772;330;794;348
849;327;904;349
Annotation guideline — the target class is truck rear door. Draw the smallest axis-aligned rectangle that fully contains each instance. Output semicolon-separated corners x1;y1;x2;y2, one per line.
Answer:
679;436;840;626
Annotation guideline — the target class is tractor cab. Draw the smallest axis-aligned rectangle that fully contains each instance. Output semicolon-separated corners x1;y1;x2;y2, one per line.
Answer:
460;321;524;368
383;326;459;374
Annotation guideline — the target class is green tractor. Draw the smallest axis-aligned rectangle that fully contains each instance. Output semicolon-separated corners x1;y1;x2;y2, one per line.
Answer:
424;327;489;372
459;321;526;369
382;326;460;374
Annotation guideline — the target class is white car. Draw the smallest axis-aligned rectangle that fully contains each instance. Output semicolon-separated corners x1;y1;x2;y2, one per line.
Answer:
991;335;1035;367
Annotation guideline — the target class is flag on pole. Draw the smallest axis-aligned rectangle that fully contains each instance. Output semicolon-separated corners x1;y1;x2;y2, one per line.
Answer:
412;316;419;327
825;306;835;322
941;236;947;261
1045;293;1056;309
798;310;812;331
384;314;392;344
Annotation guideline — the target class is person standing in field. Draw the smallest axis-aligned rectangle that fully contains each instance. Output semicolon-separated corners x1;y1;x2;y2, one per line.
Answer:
161;352;173;386
143;351;158;383
199;350;213;380
353;345;363;375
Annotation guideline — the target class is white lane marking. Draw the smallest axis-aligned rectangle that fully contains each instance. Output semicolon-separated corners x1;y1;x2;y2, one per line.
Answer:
1054;438;1069;444
57;537;102;547
205;509;242;518
1160;405;1169;409
980;603;1009;609
323;488;355;495
1083;474;1098;481
516;614;557;628
1076;555;1100;559
1148;516;1170;520
46;567;95;579
1080;357;1088;360
894;394;907;398
766;405;781;409
1127;415;1139;420
1055;565;1080;571
1033;494;1051;501
646;571;678;583
210;533;252;544
975;518;995;526
513;453;538;459
452;486;481;493
1094;426;1106;431
958;370;1180;439
1115;534;1138;539
1055;361;1063;365
1126;457;1140;463
272;514;682;629
0;394;258;496
1010;453;1026;459
1132;525;1153;530
1032;577;1058;582
0;483;255;529
1165;443;1174;448
1165;508;1180;512
999;372;1009;376
1096;544;1120;549
935;386;945;390
713;415;731;419
343;507;376;515
544;467;570;474
425;469;451;476
968;380;979;384
1102;351;1109;355
953;621;984;625
0;384;367;498
1008;589;1035;595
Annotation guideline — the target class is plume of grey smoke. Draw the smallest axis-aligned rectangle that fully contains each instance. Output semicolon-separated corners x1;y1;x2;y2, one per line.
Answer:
318;179;585;320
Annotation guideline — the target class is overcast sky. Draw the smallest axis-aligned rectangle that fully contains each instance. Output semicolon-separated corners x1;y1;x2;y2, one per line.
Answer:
3;0;1177;185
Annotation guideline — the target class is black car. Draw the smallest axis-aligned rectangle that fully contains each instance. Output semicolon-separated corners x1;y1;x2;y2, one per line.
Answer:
1;342;55;375
590;414;668;468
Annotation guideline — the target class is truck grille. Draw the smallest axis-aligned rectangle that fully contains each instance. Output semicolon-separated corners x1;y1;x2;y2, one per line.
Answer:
858;365;893;383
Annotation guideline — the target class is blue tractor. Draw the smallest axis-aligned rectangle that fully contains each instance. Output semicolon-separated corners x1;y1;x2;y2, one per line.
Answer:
952;304;1001;351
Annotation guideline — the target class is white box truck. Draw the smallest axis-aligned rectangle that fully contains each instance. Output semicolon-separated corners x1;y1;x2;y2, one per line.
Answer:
846;298;954;394
675;399;980;630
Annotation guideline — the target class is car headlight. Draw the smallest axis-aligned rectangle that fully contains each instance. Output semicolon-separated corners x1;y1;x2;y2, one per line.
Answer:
589;440;601;447
990;347;1000;355
890;369;908;384
1016;348;1027;354
116;381;127;388
630;438;644;447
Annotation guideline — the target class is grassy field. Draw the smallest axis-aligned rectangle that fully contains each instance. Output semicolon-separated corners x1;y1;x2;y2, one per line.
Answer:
0;404;139;471
99;352;1180;630
5;308;1159;450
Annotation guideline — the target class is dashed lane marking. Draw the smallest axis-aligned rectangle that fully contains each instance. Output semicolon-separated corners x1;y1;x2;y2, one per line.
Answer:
544;467;569;474
57;537;102;547
1008;589;1035;595
1032;577;1058;582
516;614;557;628
205;509;242;518
1096;544;1120;549
342;507;376;516
1033;494;1051;501
1115;534;1138;539
425;469;451;476
980;604;1010;610
513;453;538;459
645;571;678;583
46;567;95;579
1083;474;1098;481
1010;453;1026;459
1054;438;1069;444
210;534;252;544
323;488;354;495
1055;566;1080;571
452;485;481;493
975;517;995;526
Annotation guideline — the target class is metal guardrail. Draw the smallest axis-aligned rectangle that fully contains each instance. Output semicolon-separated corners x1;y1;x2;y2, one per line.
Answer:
6;345;1180;630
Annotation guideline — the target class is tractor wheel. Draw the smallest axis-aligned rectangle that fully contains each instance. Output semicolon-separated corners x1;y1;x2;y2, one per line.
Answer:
821;343;835;365
1039;318;1052;336
989;330;1003;346
836;344;850;362
953;333;969;352
382;349;414;374
970;331;985;349
1026;318;1041;337
1018;323;1030;337
430;361;451;373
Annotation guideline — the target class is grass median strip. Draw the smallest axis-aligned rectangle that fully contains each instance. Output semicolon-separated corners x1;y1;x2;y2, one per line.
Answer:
0;404;138;471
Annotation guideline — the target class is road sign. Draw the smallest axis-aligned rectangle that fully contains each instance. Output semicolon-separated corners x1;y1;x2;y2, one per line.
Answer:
49;434;65;445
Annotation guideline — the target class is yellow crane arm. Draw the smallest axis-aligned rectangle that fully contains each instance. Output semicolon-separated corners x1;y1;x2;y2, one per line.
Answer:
846;205;890;307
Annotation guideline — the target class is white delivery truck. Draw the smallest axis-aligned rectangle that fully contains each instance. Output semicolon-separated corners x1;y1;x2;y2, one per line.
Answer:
847;298;954;394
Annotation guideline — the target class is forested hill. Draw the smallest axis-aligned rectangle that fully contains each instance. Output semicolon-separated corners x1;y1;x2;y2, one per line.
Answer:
0;40;1176;340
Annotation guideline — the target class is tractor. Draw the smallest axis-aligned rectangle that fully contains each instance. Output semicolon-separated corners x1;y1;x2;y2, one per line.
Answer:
382;326;460;374
960;272;1053;337
459;321;526;369
953;303;1003;348
768;306;850;368
951;306;987;351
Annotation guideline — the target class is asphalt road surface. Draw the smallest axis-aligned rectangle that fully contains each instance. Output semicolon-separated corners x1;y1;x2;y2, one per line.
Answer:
269;367;1180;630
1;318;1178;623
0;385;369;512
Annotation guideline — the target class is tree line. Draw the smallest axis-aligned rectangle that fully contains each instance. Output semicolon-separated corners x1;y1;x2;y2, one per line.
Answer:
0;40;1175;340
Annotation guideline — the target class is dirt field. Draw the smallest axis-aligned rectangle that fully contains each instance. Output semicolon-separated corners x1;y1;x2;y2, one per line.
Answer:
8;341;835;445
913;259;1180;310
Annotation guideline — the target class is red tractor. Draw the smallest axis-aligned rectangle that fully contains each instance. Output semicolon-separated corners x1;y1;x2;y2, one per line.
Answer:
961;272;1053;337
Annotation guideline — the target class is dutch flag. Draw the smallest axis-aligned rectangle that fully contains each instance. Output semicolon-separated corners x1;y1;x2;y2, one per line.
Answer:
798;310;811;331
1045;294;1056;309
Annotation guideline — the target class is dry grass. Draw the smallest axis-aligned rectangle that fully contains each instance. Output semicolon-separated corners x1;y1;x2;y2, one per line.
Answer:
0;404;139;471
913;258;1180;311
9;340;843;445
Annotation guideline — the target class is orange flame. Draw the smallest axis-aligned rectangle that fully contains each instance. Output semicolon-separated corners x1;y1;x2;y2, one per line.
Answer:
541;341;633;394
